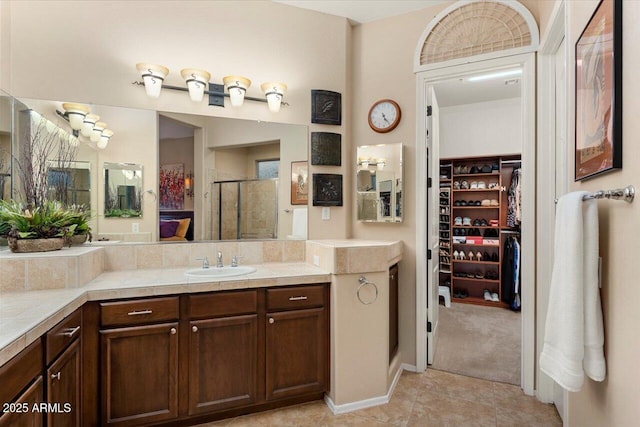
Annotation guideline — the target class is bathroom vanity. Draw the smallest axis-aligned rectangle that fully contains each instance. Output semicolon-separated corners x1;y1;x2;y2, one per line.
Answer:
0;239;402;425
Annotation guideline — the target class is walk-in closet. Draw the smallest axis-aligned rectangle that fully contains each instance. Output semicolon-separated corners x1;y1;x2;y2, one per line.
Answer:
430;70;523;385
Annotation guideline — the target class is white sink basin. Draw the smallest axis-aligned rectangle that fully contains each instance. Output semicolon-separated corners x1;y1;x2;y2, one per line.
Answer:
184;265;256;278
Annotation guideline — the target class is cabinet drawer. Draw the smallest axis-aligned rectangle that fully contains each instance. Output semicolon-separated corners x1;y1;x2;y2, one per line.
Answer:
45;308;82;365
0;339;43;409
266;285;325;311
100;297;179;327
189;290;257;318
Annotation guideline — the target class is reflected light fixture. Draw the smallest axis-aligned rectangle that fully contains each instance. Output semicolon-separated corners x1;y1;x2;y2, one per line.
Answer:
223;76;251;107
90;122;106;143
81;114;100;137
181;68;211;102
184;171;194;198
260;82;287;113
136;63;169;98
97;129;114;149
62;103;90;130
377;159;386;170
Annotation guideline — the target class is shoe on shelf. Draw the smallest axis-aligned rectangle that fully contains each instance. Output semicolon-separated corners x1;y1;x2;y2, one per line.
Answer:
475;270;485;279
491;292;499;302
468;251;474;261
454;216;463;225
461;180;469;189
483;289;492;301
488;181;499;189
478;181;487;189
476;251;483;261
463;217;472;226
491;253;499;262
490;199;499;206
459;251;466;261
470;166;480;174
453;250;459;260
470;181;478;189
454;181;461;189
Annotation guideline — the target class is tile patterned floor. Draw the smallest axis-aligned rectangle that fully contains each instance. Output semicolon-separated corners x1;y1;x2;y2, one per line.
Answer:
196;368;562;426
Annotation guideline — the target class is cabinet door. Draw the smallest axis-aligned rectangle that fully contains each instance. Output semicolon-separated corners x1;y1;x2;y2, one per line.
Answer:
265;308;327;400
0;376;43;427
389;264;399;361
100;323;179;426
47;339;81;427
188;315;258;415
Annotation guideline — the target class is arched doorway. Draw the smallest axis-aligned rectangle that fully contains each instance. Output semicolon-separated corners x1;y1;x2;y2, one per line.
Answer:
413;0;539;395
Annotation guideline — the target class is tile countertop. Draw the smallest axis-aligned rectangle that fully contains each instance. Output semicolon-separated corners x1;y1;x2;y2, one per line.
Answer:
0;262;330;366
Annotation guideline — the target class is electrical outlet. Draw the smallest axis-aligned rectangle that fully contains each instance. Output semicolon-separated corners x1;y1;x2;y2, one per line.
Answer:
322;207;330;220
132;223;139;233
313;255;320;266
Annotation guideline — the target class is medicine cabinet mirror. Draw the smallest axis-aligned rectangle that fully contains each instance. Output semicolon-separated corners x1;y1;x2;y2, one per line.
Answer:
103;162;143;218
356;143;403;222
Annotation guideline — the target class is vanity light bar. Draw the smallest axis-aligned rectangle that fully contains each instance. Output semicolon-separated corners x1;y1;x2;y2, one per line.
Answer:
132;81;290;109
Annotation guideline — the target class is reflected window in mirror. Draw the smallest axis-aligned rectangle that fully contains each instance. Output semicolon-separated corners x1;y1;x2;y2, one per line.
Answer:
103;162;143;218
47;160;91;208
356;143;403;223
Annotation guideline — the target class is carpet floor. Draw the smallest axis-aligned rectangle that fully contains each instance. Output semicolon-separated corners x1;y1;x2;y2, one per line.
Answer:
431;302;521;385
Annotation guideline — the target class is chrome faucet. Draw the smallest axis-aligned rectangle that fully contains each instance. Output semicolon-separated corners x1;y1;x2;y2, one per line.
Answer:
231;255;243;267
216;251;224;268
196;257;209;269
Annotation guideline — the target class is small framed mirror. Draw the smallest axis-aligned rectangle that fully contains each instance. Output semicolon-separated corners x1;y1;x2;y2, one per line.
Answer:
356;143;403;222
103;162;143;218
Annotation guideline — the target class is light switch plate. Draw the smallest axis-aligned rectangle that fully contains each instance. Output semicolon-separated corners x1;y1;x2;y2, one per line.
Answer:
313;255;320;266
132;223;139;233
322;207;330;220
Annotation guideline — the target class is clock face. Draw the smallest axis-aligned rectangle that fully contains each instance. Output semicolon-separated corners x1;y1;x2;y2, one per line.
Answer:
368;99;401;133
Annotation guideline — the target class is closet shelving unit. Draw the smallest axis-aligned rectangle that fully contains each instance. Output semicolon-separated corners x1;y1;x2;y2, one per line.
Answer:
440;155;521;308
438;163;452;289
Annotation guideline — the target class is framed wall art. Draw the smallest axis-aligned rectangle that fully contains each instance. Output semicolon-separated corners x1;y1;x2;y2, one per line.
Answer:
575;0;622;181
291;161;308;205
312;173;343;206
159;163;185;210
311;90;342;125
310;132;341;166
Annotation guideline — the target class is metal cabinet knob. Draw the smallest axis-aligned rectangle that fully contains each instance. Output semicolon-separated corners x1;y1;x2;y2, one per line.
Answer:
170;328;177;335
51;372;61;381
268;318;274;324
192;326;198;333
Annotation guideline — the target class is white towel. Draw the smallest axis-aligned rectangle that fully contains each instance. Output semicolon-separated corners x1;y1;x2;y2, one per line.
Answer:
539;191;606;392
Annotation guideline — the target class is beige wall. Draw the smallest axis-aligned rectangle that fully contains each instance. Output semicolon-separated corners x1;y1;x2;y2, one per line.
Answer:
566;1;640;425
7;0;351;240
0;0;10;91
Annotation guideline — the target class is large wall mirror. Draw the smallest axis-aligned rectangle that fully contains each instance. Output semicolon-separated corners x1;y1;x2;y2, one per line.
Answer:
356;143;403;223
0;94;308;243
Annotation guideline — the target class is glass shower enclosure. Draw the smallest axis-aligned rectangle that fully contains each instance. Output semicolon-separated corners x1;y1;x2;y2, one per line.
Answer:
211;178;278;240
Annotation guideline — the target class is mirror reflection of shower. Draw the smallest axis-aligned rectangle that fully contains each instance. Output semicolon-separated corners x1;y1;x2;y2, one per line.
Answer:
211;179;278;240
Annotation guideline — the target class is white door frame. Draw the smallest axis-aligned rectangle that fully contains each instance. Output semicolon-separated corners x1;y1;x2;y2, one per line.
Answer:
536;0;569;417
415;52;536;396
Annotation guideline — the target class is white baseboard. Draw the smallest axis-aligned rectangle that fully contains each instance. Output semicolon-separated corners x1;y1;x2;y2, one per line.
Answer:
325;364;406;414
401;363;418;373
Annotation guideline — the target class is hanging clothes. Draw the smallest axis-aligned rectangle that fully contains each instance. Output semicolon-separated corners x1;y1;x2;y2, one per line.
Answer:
507;168;522;227
501;236;521;311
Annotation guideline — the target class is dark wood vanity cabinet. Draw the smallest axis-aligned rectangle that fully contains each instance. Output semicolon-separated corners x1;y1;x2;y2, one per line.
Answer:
46;308;82;427
80;285;328;426
0;340;44;427
186;291;259;415
265;286;328;401
99;297;180;426
389;264;399;362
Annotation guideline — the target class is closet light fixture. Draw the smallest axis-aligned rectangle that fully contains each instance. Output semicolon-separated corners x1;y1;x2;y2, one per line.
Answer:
134;63;288;111
376;159;386;170
467;69;522;82
61;103;90;130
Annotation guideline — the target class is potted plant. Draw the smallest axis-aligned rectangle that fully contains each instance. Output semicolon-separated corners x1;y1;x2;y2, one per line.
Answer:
67;204;92;245
0;200;78;252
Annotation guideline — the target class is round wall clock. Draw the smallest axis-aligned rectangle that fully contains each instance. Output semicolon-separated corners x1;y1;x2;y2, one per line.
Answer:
368;99;401;133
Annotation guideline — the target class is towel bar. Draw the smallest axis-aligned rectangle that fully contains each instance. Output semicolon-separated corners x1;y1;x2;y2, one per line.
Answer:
555;185;635;204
